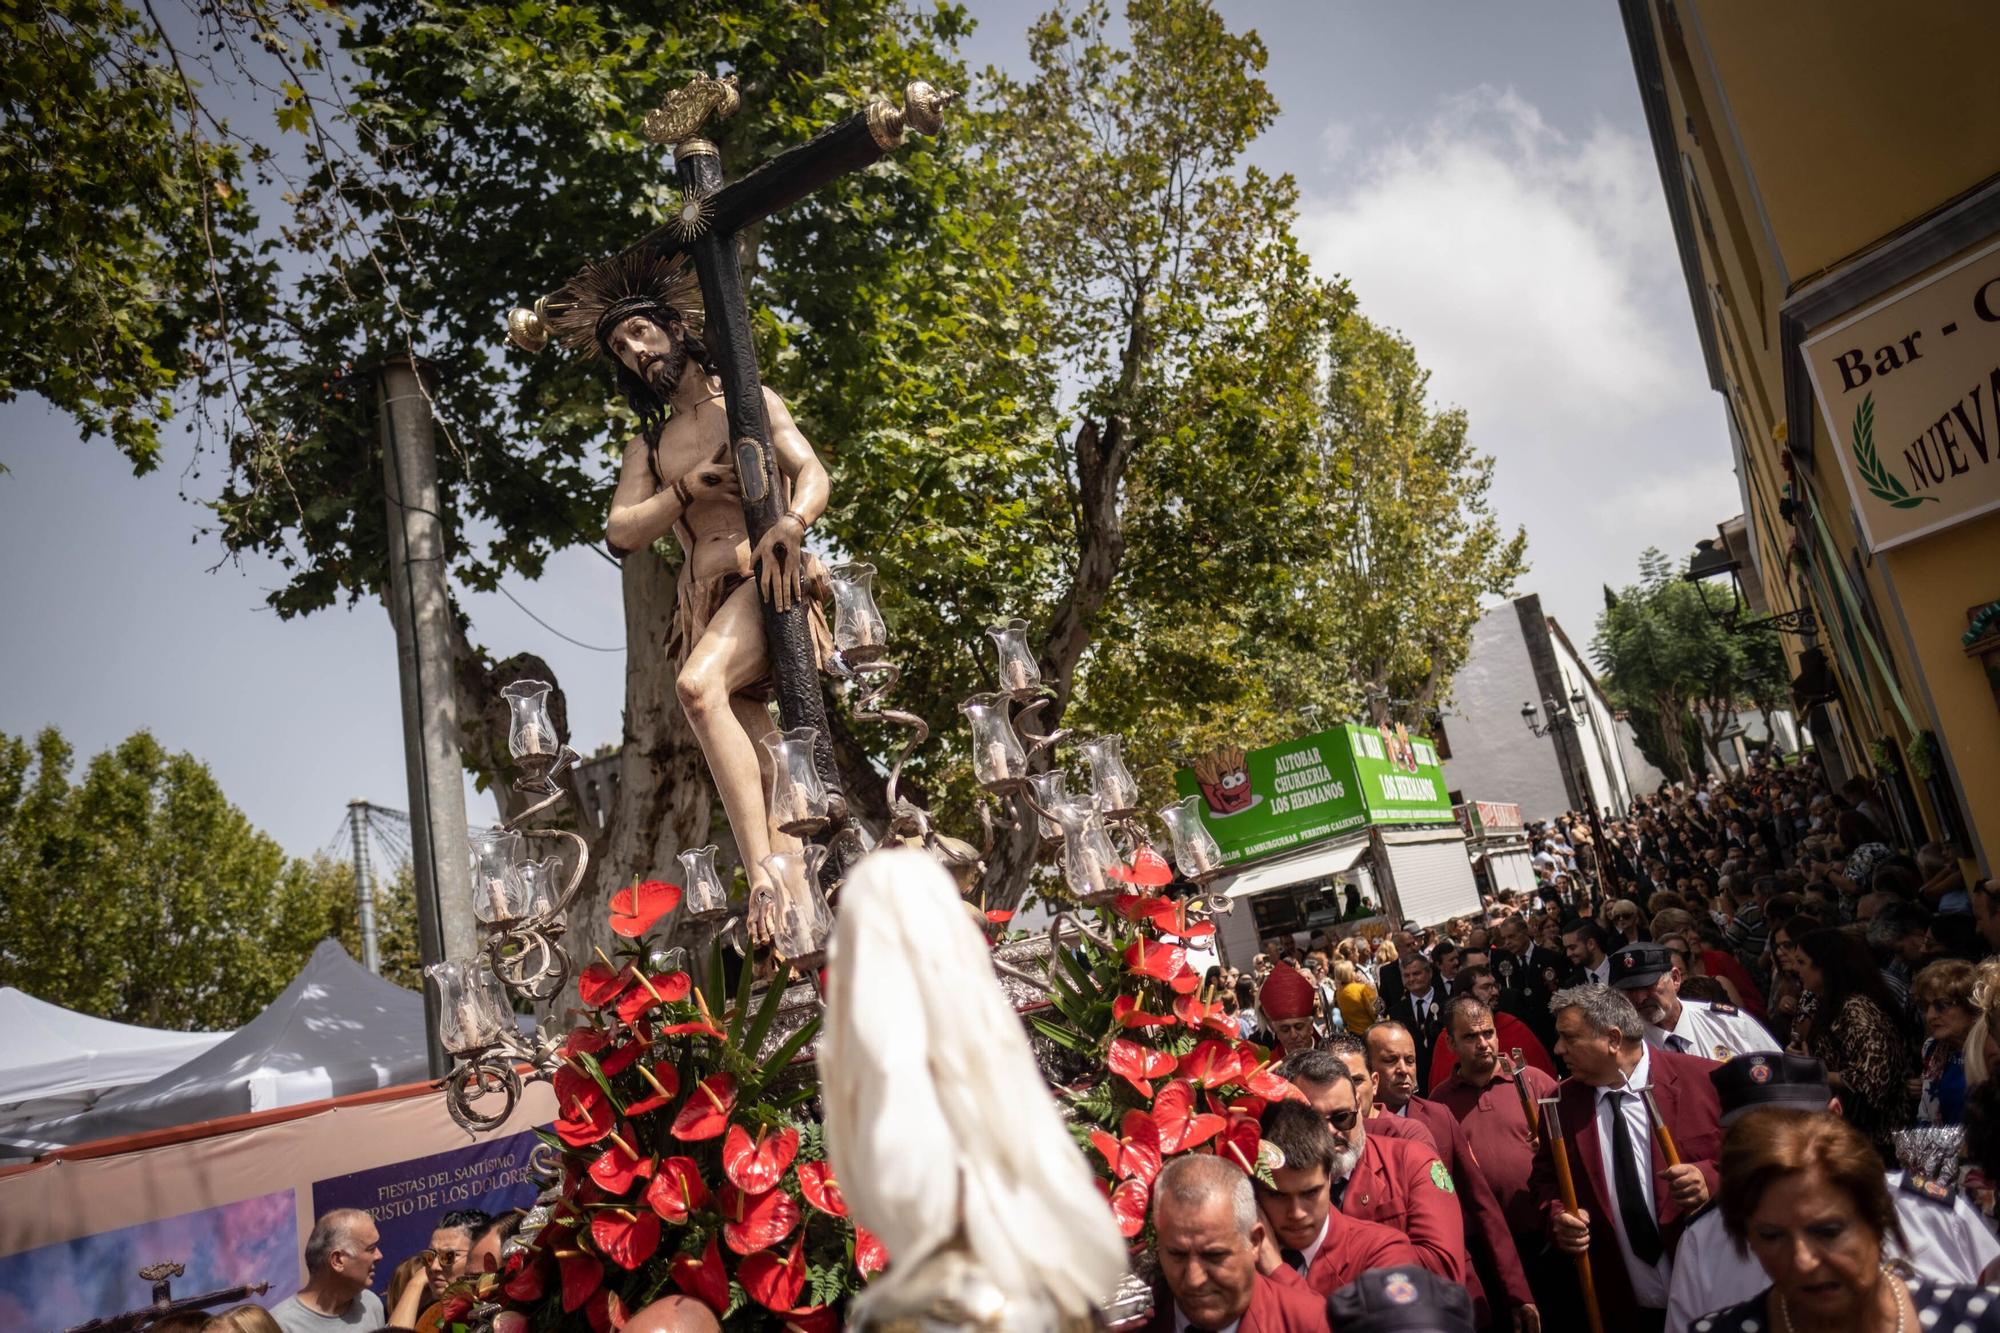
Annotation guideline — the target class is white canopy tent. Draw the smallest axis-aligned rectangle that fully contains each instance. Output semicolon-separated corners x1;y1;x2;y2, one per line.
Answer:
0;989;229;1131
3;939;430;1157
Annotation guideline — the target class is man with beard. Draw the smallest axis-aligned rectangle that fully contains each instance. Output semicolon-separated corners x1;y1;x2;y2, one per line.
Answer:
1281;1044;1465;1284
1253;1099;1420;1295
1609;942;1776;1062
1365;1022;1539;1332
1146;1153;1331;1333
1315;1038;1435;1149
1560;919;1612;988
579;251;835;932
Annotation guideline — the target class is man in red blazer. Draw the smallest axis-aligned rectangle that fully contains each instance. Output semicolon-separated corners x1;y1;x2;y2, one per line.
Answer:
1316;1038;1437;1150
1279;1045;1465;1285
1147;1154;1330;1332
1527;984;1722;1333
1427;967;1557;1090
1366;1021;1540;1332
1253;1100;1423;1296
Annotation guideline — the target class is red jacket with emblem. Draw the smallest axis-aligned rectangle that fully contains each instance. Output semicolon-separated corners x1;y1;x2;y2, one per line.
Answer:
1142;1270;1331;1333
1340;1127;1466;1284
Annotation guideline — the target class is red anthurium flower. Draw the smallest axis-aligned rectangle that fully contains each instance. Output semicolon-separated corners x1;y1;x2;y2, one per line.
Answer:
560;1026;612;1058
670;1073;737;1141
655;988;726;1040
1107;1038;1177;1099
609;880;682;937
1165;960;1203;995
1111;893;1170;922
1206;1090;1268;1122
670;1236;728;1314
1147;898;1216;941
1089;1109;1164;1184
615;971;693;1024
1152;1079;1227;1153
502;1256;549;1303
1109;844;1173;888
854;1226;888;1278
1178;1039;1244;1089
623;1062;681;1117
599;1035;647;1076
1123;938;1187;983
1109;1176;1151;1238
795;1159;847;1217
1111;993;1175;1029
643;1155;710;1223
1215;1114;1261;1174
559;1251;603;1312
578;962;635;1009
1242;1064;1303;1102
983;908;1013;925
555;1085;615;1148
739;1232;808;1312
588;1137;653;1194
782;1310;839;1333
718;1183;800;1255
722;1123;801;1194
437;1294;476;1326
1172;993;1223;1031
583;1288;626;1333
591;1208;661;1270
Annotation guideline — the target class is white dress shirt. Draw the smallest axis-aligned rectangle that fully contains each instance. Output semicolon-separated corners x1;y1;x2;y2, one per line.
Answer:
1664;1170;2000;1331
1295;1213;1331;1272
1586;957;1612;987
1174;1309;1241;1333
1593;1045;1673;1308
1646;999;1779;1062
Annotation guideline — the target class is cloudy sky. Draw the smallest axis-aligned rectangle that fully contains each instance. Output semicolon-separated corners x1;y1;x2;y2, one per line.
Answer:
0;2;1735;860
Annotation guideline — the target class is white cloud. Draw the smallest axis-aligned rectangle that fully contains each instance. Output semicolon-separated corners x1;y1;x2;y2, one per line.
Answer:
1318;119;1355;168
1294;86;1738;633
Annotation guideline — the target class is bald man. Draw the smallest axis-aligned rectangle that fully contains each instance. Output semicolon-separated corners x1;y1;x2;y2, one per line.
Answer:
625;1295;723;1333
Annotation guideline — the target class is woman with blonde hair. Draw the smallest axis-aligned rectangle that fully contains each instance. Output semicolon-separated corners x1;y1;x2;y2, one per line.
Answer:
200;1306;282;1333
1332;958;1378;1032
1913;957;1979;1125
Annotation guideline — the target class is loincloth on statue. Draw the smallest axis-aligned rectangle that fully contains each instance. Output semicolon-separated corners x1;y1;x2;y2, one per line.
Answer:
666;552;835;702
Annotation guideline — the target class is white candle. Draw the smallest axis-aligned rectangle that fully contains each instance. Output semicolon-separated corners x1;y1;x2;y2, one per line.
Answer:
1003;659;1035;692
454;996;487;1050
518;722;548;756
771;783;809;827
987;740;1014;782
1188;841;1215;874
486;877;513;922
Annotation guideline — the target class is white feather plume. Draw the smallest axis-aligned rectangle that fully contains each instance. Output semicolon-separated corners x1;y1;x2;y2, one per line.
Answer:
820;847;1128;1322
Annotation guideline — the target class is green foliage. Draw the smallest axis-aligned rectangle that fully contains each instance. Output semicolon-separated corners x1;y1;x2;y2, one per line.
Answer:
0;0;264;469
0;727;377;1029
1593;549;1788;780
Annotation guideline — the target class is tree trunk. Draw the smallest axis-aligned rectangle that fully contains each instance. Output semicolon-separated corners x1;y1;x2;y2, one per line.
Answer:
566;549;714;980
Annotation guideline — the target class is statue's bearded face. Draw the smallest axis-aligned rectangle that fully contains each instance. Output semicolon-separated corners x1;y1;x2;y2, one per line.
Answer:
607;312;688;395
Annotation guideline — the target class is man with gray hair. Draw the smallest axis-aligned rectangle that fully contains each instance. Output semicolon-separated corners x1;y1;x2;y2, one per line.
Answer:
1527;985;1723;1333
1146;1154;1330;1332
268;1208;383;1333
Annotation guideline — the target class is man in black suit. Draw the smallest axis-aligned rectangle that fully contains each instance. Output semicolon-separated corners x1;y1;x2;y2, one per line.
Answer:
1385;950;1448;1092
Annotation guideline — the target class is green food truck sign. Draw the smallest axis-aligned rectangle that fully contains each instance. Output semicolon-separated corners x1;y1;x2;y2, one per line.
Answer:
1173;724;1452;866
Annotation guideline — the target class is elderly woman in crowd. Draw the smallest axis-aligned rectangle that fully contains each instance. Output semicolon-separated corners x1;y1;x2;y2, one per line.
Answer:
1912;958;1978;1126
1691;1110;2000;1333
1796;928;1915;1161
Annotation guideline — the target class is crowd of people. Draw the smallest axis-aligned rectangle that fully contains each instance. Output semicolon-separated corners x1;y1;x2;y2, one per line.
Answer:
143;755;2000;1333
1161;754;2000;1332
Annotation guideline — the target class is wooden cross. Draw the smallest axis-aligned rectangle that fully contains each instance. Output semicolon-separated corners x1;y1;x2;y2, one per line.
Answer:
507;75;953;874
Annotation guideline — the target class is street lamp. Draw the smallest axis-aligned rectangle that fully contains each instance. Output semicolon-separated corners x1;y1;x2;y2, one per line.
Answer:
1520;688;1621;902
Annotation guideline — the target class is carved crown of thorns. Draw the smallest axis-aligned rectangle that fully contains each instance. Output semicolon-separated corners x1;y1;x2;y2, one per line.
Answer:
539;247;706;359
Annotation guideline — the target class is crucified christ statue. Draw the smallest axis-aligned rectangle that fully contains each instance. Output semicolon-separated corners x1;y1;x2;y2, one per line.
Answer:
556;250;833;927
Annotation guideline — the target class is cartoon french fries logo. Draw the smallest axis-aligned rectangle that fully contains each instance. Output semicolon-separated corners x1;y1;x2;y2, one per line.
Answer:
1193;745;1252;816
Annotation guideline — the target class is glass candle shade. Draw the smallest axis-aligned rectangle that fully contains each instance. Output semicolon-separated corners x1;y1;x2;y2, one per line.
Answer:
1051;797;1121;902
828;562;889;662
468;827;529;924
501;680;558;761
759;846;833;965
763;726;832;836
961;694;1027;791
986;618;1042;696
677;844;731;921
513;854;564;920
1159;794;1225;879
428;959;512;1054
1079;734;1140;818
1026;769;1071;841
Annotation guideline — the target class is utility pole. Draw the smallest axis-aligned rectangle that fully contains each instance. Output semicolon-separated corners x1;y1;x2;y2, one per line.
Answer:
377;355;475;1076
347;800;381;974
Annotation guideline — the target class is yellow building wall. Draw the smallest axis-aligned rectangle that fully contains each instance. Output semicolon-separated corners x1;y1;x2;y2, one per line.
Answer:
1632;0;2000;863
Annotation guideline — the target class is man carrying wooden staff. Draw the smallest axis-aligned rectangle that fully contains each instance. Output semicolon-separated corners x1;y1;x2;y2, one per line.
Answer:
1528;985;1725;1333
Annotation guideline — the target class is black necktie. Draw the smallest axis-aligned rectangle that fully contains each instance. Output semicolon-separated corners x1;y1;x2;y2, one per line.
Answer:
1609;1091;1664;1264
1280;1246;1307;1273
1666;1033;1691;1054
